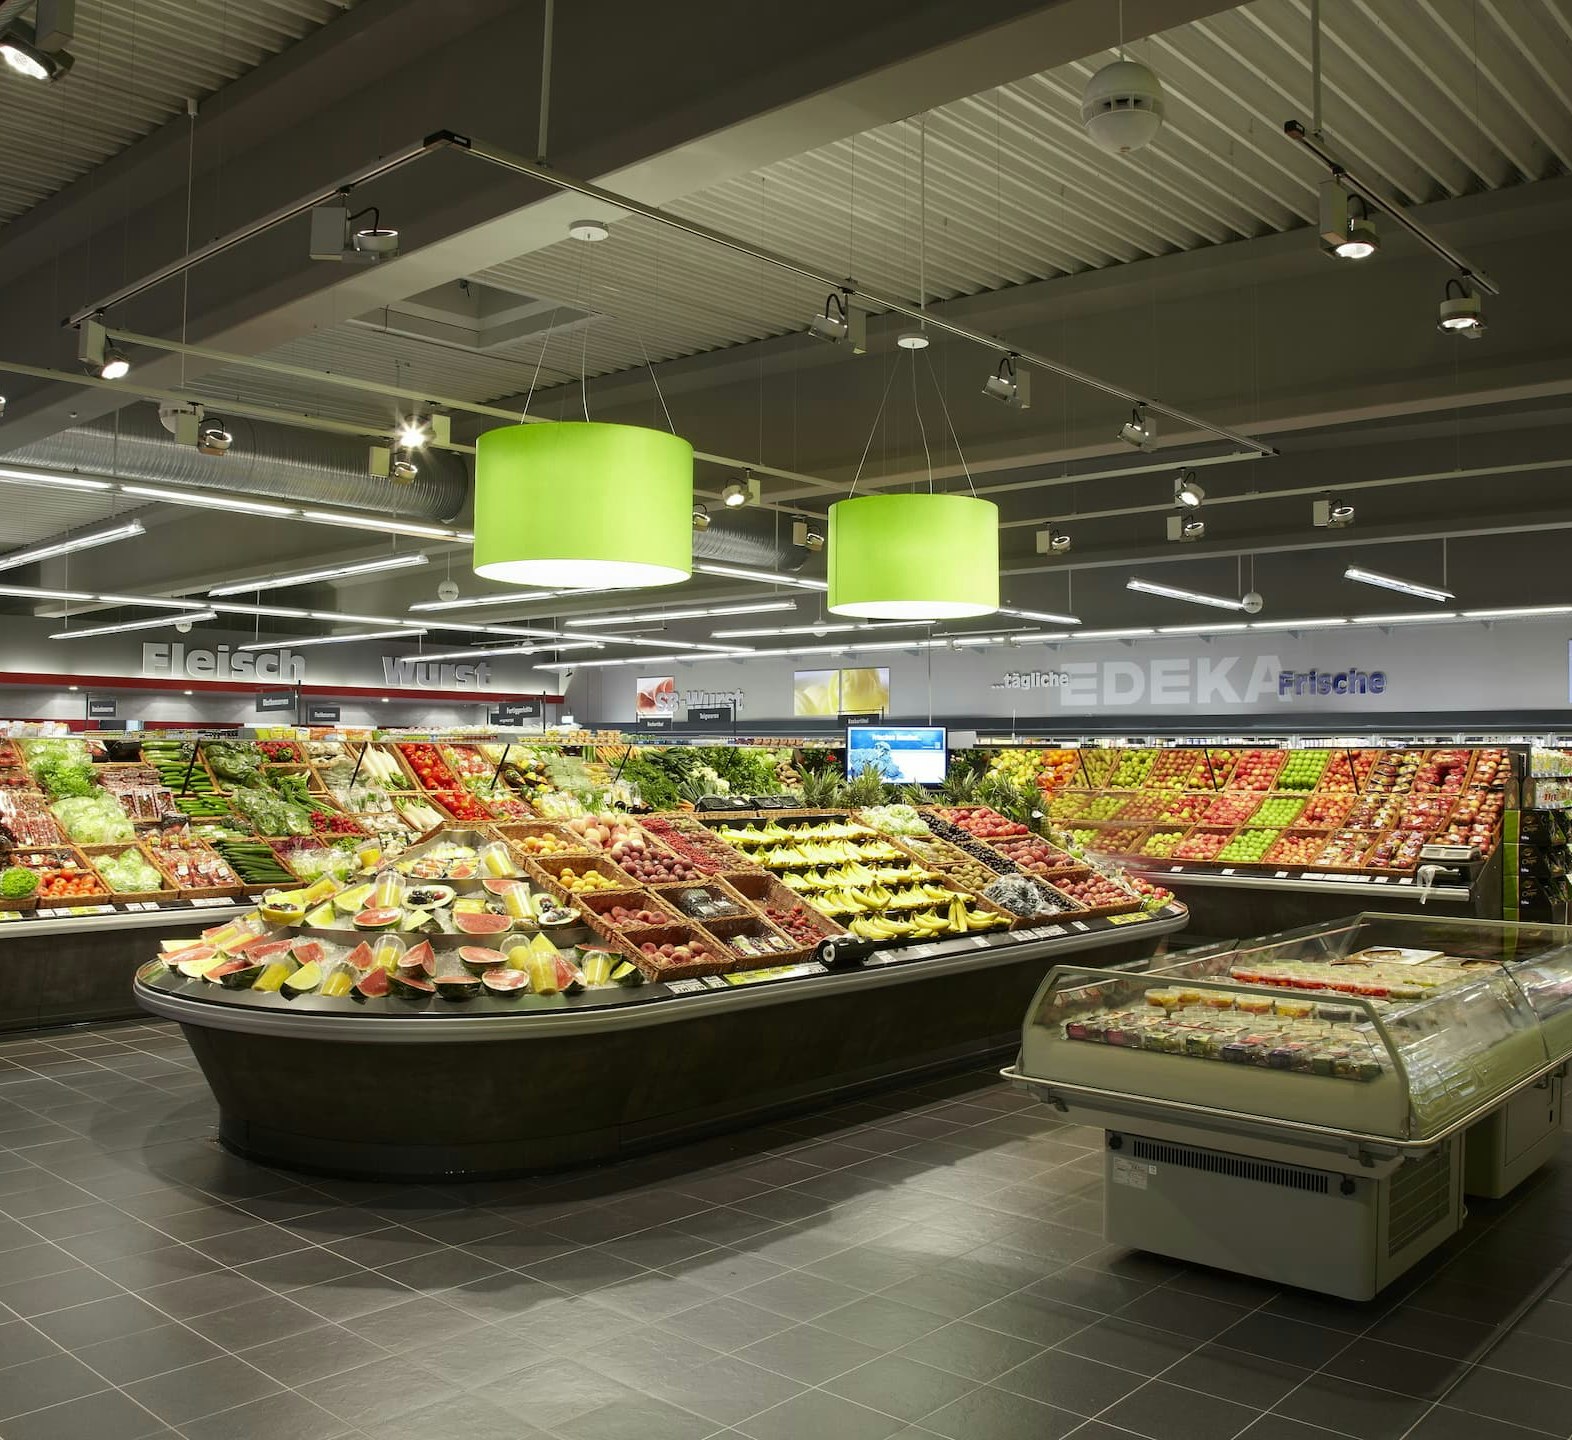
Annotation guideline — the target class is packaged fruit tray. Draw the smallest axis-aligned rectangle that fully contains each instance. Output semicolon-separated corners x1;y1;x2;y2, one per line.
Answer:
703;911;808;967
651;874;756;926
78;843;179;902
142;836;245;898
609;921;732;980
527;852;637;901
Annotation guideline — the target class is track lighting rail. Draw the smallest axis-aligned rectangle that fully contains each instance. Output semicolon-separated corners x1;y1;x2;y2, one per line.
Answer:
62;129;1276;457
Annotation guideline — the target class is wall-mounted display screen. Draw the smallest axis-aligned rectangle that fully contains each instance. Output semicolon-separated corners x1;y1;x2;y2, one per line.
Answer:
635;676;678;717
846;725;947;786
793;670;841;717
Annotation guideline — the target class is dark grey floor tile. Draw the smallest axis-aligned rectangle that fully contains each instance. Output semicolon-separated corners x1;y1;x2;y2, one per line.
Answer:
736;1269;865;1322
665;1245;787;1297
1258;1288;1387;1335
475;1356;639;1430
243;1321;390;1385
1515;1298;1572;1345
875;1268;1014;1320
1117;1285;1251;1341
992;1344;1147;1414
92;1243;221;1291
1105;1378;1263;1438
1236;1418;1352;1439
177;1388;357;1440
966;1292;1101;1347
1407;1404;1567;1439
663;1293;799;1352
1364;1303;1497;1360
136;1269;273;1320
360;1391;554;1440
235;1245;364;1293
0;1265;125;1316
1444;1362;1572;1435
915;1383;1082;1440
55;1220;174;1265
524;1246;647;1296
895;1318;1043;1382
189;1292;324;1352
0;1351;109;1420
373;1245;503;1294
1215;1310;1354;1370
1478;1327;1572;1386
1054;1316;1200;1376
644;1353;804;1427
27;1292;167;1349
1324;1337;1471;1399
823;1351;977;1422
74;1319;224;1383
124;1354;283;1426
1164;1342;1314;1411
557;1393;716;1440
813;1294;947;1350
324;1227;440;1271
442;1270;569;1322
0;1386;170;1440
0;1316;64;1367
1026;1264;1160;1313
734;1321;883;1384
0;1242;82;1287
1272;1373;1431;1440
738;1387;908;1440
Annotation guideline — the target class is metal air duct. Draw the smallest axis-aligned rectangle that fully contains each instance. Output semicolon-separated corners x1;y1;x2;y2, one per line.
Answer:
692;506;812;570
1;405;468;520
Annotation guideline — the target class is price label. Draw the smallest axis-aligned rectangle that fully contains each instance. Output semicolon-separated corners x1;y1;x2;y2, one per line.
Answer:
189;897;232;908
1169;866;1183;874
1221;868;1236;876
1039;924;1067;937
1345;875;1371;883
36;908;64;918
1374;876;1390;885
700;975;729;989
1069;920;1089;932
665;979;707;994
1397;877;1414;886
1274;871;1288;879
970;935;990;948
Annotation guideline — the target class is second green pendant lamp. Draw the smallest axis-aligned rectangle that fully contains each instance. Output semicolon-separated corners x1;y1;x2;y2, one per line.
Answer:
473;421;694;588
828;492;999;619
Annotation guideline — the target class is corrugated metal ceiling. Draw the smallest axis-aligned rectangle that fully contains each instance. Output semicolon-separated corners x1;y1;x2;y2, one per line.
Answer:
0;0;361;226
0;483;144;546
191;0;1572;422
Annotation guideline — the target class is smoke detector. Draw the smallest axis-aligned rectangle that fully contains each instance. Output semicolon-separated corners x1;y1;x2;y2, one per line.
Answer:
1081;59;1165;154
437;579;460;603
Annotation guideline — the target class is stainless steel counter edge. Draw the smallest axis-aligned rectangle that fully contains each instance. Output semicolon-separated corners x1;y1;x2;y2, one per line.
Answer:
1160;872;1471;900
132;913;1189;1042
1;902;249;938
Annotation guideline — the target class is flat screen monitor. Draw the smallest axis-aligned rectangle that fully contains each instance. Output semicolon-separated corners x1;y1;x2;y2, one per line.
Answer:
846;725;948;787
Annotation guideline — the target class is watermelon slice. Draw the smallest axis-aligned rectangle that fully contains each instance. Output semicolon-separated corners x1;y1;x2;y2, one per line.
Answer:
214;959;265;990
282;962;322;996
343;941;375;972
482;969;528;995
457;946;507;975
610;960;645;987
353;907;402;932
161;940;214;959
177;955;226;980
554;955;584;995
398;941;436;975
453;911;511;937
482;877;523;895
204;958;253;984
289;940;326;968
388;971;435;999
432;972;482;1001
354;967;390;1000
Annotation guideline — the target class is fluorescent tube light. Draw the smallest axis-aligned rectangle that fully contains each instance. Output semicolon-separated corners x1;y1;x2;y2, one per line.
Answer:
301;510;469;541
209;553;428;596
0;466;113;492
210;603;315;620
711;620;918;639
694;563;828;590
1351;612;1458;626
51;610;218;640
307;610;405;625
418;641;606;662
1127;578;1248;611
0;521;145;574
0;584;94;601
1460;605;1572;619
95;593;211;609
1342;565;1453;603
998;606;1082;625
1156;623;1251;635
564;601;797;627
1248;618;1348;631
237;628;425;651
407;589;595;613
120;485;299;518
1066;628;1156;640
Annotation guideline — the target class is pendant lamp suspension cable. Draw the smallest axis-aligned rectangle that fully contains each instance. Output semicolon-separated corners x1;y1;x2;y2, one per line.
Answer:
847;357;902;499
537;0;554;163
1309;0;1322;138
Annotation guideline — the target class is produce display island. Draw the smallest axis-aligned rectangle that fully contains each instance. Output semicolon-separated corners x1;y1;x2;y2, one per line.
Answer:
1008;912;1572;1299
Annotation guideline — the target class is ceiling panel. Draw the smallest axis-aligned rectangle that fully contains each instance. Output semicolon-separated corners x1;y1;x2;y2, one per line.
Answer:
0;483;144;546
0;0;362;226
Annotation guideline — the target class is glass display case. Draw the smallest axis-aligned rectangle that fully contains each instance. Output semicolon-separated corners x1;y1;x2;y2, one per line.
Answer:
1008;913;1572;1298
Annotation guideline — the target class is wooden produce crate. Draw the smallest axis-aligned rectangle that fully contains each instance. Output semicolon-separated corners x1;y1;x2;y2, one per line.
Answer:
1198;790;1263;826
703;912;808;968
611;921;732;981
1314;828;1385;871
723;870;849;942
78;843;179;903
491;819;594;862
1297;791;1355;829
6;845;112;903
1040;866;1144;919
140;837;246;899
1262;829;1335;867
648;874;756;926
1135;825;1190;860
1170;825;1237;863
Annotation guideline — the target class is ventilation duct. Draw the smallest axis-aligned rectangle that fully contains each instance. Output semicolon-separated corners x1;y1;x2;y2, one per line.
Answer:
0;406;468;521
692;506;812;571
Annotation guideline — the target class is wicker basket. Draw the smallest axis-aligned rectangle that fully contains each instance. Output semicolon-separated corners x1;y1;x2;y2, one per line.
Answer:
78;843;179;903
491;819;595;863
140;838;246;899
611;921;732;980
526;852;637;904
723;871;849;941
576;888;684;932
1040;867;1144;920
704;912;810;967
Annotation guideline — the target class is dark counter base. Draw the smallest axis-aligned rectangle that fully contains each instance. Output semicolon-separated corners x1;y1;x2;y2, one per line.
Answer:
1164;876;1499;938
186;934;1164;1181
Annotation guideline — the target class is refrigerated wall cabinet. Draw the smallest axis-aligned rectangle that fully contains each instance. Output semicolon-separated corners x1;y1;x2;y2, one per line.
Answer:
1007;914;1572;1299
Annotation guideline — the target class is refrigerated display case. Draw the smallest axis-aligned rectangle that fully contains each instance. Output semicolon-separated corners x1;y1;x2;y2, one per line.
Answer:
1007;913;1572;1298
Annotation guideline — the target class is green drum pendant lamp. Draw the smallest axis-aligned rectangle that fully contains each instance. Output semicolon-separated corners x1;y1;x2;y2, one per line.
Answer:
828;492;999;619
473;421;694;588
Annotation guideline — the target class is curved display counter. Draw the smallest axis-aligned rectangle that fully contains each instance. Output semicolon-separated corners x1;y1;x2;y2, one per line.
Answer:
1008;912;1572;1298
136;908;1185;1179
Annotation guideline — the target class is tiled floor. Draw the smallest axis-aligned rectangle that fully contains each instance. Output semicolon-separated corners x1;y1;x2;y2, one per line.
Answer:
0;1022;1566;1440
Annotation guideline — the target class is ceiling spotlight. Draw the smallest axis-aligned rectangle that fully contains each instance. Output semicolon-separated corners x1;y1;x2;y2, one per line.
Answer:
0;395;7;418
196;417;232;456
1173;470;1205;508
78;319;131;380
1119;404;1155;450
982;354;1030;409
792;517;826;553
1438;278;1484;338
896;329;930;350
808;287;866;352
720;473;760;508
1318;181;1379;261
1313;498;1355;528
350;206;399;259
0;20;72;82
1166;515;1205;543
389;449;419;484
310;197;398;263
396;419;429;448
567;219;610;243
692;505;712;532
1034;527;1071;555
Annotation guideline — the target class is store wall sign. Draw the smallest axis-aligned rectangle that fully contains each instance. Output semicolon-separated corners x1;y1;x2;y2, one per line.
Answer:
1048;656;1285;708
488;700;542;726
639;716;673;731
305;703;341;725
689;704;734;725
1278;667;1388;698
143;643;304;682
993;670;1069;690
256;690;296;714
382;657;492;690
684;687;743;710
86;695;117;719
